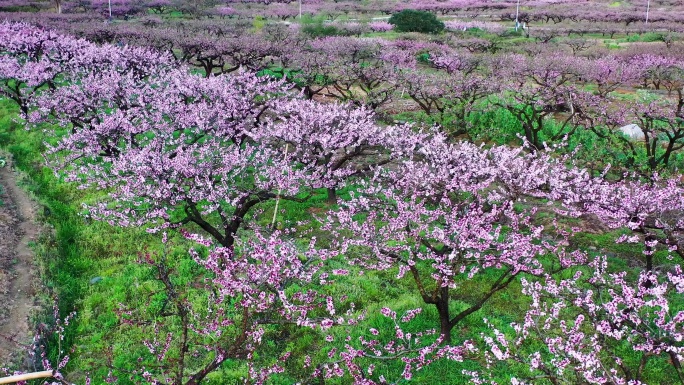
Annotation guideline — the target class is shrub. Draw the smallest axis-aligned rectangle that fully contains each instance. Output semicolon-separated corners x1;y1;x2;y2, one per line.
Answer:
301;22;340;37
332;22;369;36
416;52;431;64
368;21;394;32
388;9;444;34
625;32;665;43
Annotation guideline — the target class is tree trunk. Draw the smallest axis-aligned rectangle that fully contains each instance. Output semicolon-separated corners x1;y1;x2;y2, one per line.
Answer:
645;234;655;272
436;287;451;344
327;187;338;205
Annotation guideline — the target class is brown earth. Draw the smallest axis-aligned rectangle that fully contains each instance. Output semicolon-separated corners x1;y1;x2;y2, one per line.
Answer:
0;162;39;367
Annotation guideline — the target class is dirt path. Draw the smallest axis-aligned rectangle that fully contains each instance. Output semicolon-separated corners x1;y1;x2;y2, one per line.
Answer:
0;164;39;366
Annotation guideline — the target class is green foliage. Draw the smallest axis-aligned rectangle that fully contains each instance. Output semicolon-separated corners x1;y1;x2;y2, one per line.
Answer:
467;105;521;145
388;9;445;34
299;13;341;37
252;15;266;31
624;32;666;43
0;5;40;12
256;67;308;88
416;52;431;64
301;22;340;37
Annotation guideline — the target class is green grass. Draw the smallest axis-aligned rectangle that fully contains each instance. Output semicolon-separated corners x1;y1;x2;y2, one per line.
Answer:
0;108;99;375
0;99;171;380
620;32;666;44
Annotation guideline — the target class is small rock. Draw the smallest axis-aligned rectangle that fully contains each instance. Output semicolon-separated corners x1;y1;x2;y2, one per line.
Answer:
89;276;103;284
618;124;644;140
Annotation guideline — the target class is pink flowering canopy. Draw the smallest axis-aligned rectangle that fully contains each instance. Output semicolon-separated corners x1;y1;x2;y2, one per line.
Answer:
259;99;417;202
29;68;309;247
474;256;684;384
113;229;340;385
326;135;592;350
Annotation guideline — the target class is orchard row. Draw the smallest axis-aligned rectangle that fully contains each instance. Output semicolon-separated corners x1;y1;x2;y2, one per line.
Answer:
3;20;684;385
5;0;684;26
6;15;684;174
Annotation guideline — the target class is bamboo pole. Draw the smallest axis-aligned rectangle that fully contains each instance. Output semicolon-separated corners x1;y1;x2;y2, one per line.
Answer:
271;143;289;229
0;371;54;384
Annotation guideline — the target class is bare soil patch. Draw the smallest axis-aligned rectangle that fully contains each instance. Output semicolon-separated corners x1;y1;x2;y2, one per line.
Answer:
0;164;40;366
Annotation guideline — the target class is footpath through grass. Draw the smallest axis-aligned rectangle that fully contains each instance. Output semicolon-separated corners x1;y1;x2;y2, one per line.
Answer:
0;98;104;375
0;99;169;380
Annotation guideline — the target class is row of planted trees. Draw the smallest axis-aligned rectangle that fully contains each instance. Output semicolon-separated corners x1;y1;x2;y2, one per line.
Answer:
3;21;684;384
13;0;684;26
20;16;684;175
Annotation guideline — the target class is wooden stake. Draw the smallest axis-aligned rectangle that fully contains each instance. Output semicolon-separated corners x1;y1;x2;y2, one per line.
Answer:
271;143;289;229
0;371;54;384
